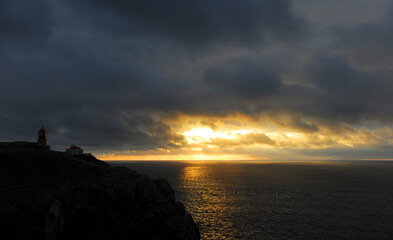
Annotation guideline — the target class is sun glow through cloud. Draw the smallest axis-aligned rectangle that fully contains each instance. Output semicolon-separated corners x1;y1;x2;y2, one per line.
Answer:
97;114;393;161
183;128;235;144
3;0;393;164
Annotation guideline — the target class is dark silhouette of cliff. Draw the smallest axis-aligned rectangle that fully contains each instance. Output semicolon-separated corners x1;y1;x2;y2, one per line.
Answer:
0;149;200;240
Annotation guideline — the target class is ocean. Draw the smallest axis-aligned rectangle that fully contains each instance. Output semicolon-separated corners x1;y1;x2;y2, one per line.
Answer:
108;161;393;240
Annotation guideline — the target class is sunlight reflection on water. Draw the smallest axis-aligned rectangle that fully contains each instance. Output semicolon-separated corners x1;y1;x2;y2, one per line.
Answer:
179;166;238;239
109;161;393;240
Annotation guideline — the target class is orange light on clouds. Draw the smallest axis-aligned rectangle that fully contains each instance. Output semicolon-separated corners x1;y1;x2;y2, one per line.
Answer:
98;153;262;161
96;114;393;161
183;127;235;144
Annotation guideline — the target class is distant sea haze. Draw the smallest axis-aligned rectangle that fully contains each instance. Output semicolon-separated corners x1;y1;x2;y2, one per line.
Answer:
109;161;393;240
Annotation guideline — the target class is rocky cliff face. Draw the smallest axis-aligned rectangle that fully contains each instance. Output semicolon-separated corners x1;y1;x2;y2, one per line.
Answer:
0;149;200;240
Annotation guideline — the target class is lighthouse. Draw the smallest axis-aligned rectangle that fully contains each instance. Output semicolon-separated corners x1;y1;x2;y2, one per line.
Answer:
37;126;47;148
0;126;50;150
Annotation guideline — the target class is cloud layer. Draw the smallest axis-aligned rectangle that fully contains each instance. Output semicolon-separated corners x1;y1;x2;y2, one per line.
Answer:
1;0;393;159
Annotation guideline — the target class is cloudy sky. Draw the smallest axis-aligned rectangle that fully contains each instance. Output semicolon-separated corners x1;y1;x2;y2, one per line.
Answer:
1;0;393;160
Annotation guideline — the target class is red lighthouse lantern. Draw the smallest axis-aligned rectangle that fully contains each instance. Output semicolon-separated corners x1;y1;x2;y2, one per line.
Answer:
37;126;47;148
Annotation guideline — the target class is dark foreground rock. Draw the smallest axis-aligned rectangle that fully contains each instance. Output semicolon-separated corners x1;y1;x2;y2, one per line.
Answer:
0;150;200;240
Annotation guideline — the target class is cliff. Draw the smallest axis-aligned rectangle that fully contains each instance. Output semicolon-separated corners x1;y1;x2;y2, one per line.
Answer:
0;149;200;240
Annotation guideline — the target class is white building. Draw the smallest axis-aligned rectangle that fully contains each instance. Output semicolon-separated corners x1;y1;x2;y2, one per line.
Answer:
66;144;83;155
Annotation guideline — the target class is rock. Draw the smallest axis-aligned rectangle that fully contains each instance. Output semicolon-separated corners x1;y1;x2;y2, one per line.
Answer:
45;199;65;240
0;149;200;240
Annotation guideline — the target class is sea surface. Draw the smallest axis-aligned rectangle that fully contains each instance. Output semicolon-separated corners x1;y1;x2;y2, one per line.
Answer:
108;161;393;240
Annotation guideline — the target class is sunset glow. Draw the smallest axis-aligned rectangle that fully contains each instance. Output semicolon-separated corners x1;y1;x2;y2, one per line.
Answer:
96;115;393;161
183;128;233;144
97;153;259;161
4;1;393;239
3;0;393;162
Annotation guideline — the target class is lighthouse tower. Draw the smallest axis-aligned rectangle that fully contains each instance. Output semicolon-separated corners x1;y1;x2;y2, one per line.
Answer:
37;126;47;148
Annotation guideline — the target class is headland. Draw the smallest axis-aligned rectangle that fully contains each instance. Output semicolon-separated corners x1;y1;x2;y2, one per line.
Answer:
0;149;200;239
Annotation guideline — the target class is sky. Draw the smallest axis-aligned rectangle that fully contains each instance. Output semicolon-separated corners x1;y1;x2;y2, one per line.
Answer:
1;0;393;161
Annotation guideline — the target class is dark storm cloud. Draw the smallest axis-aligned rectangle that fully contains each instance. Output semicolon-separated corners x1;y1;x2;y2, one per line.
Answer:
57;112;186;150
64;0;304;49
255;53;393;126
2;0;392;154
301;54;393;123
303;54;372;122
200;52;393;126
0;0;53;46
336;6;393;69
0;42;188;150
205;61;282;99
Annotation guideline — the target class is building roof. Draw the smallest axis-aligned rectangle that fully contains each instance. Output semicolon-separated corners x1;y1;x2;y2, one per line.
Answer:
68;144;82;150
